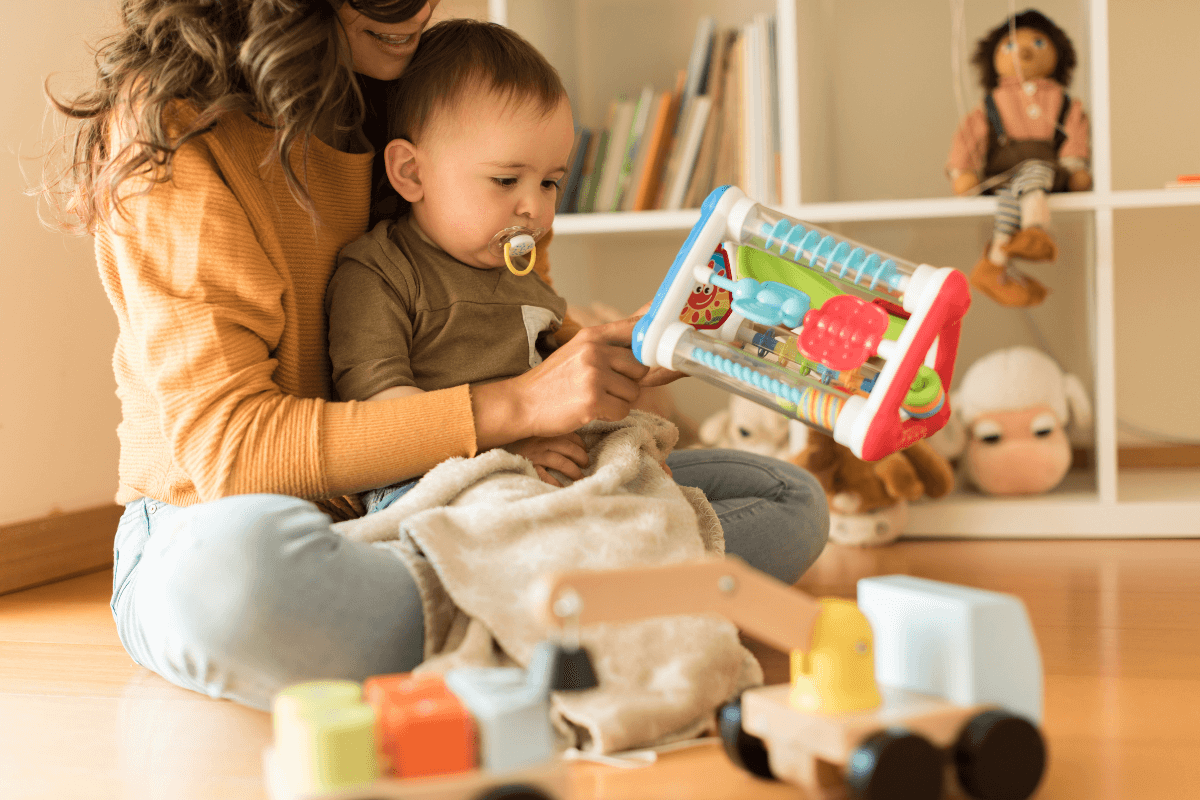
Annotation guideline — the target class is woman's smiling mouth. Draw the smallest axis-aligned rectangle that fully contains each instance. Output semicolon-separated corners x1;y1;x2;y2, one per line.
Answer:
366;30;414;46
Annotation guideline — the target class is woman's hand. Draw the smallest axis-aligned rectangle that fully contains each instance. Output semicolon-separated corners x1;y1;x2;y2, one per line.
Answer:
471;317;651;448
631;301;689;388
504;433;590;487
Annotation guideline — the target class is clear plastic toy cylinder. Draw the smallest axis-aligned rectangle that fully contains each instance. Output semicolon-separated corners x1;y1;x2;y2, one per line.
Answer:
668;327;847;435
734;204;920;303
725;317;884;387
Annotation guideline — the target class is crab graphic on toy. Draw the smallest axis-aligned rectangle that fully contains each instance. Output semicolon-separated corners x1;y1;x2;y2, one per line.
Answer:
679;244;734;329
634;185;971;461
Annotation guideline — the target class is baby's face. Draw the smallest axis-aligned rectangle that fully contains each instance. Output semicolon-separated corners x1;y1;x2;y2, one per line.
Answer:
411;88;574;269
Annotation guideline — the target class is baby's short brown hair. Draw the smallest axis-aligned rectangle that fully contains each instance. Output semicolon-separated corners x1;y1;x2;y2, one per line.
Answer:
388;18;568;143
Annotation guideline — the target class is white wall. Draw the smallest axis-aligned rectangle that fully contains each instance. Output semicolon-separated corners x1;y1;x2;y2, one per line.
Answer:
1;3;122;525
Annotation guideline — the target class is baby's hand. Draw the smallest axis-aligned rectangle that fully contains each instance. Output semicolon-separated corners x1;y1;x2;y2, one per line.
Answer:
504;433;590;487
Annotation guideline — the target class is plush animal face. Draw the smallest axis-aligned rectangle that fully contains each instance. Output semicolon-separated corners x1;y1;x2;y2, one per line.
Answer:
964;403;1071;495
994;27;1058;81
698;395;791;459
727;396;790;457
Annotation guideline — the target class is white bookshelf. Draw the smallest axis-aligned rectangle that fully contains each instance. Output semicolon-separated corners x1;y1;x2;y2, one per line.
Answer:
497;0;1200;537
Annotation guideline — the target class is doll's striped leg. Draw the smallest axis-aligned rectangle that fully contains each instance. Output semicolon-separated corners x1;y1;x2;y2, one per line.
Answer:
1005;161;1058;261
971;177;1051;307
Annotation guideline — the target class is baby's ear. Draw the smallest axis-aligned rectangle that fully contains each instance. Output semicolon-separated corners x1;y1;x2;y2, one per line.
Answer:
384;139;423;202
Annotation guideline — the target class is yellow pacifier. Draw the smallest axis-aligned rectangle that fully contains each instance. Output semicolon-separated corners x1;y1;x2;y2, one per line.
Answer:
489;226;546;276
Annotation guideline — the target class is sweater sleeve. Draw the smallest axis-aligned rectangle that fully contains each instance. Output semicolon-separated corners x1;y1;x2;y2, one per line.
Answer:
1059;97;1090;165
946;105;990;178
103;137;476;502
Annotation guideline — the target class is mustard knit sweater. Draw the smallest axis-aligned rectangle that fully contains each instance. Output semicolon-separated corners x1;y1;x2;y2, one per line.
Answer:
95;111;480;519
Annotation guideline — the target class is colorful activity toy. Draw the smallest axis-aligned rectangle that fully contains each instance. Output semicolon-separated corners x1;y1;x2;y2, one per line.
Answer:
633;185;971;461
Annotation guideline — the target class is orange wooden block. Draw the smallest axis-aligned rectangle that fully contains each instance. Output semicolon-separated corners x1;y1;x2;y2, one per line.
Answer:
364;673;476;779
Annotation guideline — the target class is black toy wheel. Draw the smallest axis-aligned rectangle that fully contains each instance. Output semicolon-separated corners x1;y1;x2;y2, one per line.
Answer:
472;783;555;800
846;728;944;800
954;710;1047;800
717;697;776;780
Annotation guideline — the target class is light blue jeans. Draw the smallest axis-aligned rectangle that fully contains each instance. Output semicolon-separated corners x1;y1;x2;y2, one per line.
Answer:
110;449;828;710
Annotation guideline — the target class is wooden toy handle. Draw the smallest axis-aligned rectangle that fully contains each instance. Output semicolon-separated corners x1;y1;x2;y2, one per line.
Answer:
540;556;822;655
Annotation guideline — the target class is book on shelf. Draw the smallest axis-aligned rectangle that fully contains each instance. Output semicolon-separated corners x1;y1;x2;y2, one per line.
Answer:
631;70;686;211
765;14;782;202
1166;174;1200;188
557;127;592;214
576;128;604;212
633;71;681;212
577;102;615;213
662;95;712;211
687;16;717;96
614;84;652;211
678;16;716;125
579;99;618;213
683;29;737;209
620;92;662;211
593;97;636;213
740;16;772;203
713;31;744;193
654;96;692;210
619;85;657;211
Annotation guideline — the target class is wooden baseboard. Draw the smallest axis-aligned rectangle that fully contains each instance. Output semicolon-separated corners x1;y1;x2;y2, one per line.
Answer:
1119;445;1200;469
0;505;121;596
1068;445;1200;470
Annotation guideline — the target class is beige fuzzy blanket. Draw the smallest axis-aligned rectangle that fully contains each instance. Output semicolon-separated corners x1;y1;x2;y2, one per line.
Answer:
334;410;762;754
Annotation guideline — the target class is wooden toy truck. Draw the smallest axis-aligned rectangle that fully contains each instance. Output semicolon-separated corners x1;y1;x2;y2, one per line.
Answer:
540;558;1047;800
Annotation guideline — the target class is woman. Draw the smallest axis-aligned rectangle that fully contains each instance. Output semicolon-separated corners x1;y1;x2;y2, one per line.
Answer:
42;0;827;710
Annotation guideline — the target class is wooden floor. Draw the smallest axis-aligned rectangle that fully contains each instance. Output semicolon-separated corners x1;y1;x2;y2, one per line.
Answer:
3;538;1199;800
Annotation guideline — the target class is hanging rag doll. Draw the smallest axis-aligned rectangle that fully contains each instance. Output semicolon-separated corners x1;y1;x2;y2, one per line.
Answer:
947;9;1092;308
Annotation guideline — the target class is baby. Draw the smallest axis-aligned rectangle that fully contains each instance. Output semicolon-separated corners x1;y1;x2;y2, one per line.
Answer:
326;18;586;510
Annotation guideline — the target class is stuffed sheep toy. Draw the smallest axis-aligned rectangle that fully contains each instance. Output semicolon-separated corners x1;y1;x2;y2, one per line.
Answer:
932;346;1092;495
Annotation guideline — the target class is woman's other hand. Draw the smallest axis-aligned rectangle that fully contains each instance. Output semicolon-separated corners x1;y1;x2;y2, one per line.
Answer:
503;432;589;487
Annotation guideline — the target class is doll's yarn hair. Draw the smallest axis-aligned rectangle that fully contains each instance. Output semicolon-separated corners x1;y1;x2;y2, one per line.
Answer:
971;9;1077;91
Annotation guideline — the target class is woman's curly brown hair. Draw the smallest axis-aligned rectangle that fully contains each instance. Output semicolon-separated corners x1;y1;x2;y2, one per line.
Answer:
972;9;1077;92
37;0;426;233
